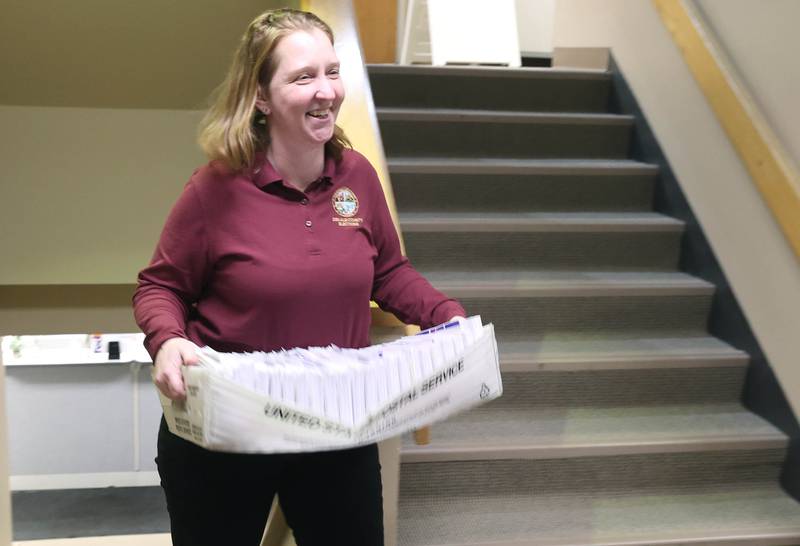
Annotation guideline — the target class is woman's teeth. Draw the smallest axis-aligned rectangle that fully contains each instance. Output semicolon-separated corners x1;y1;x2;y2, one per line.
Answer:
307;110;329;119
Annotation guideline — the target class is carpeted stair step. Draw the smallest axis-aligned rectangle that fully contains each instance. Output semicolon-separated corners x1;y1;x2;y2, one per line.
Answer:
368;64;612;113
397;449;800;546
397;477;800;545
424;271;713;338
389;158;658;213
377;108;633;159
401;212;683;271
441;364;748;415
375;64;800;546
401;403;786;462
401;336;759;459
496;334;749;372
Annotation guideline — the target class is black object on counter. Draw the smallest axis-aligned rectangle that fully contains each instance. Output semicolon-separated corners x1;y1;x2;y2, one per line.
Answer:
108;341;121;360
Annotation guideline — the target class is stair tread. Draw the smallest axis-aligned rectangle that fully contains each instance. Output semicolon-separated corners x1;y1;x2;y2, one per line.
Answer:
388;157;659;175
401;403;786;458
368;63;611;79
398;483;800;546
400;211;683;231
423;271;714;296
496;334;748;370
378;107;634;124
369;334;747;371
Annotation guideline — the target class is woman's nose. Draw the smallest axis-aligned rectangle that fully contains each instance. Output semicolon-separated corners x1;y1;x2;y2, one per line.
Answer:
315;79;336;100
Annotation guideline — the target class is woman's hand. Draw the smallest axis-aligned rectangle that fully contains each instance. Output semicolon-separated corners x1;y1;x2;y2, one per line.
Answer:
153;337;199;401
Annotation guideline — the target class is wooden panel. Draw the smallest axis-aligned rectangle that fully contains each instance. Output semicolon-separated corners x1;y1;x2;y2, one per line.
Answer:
353;0;398;63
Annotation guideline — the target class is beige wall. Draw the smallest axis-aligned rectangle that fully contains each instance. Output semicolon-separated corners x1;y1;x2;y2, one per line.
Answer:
0;106;204;285
0;0;299;286
0;0;289;110
694;0;800;174
551;0;800;418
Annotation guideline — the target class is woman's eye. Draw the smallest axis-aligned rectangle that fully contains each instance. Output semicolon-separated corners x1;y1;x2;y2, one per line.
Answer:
295;74;312;82
328;69;340;77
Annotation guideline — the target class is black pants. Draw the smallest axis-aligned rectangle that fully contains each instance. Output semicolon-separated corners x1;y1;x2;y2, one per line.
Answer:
156;417;384;546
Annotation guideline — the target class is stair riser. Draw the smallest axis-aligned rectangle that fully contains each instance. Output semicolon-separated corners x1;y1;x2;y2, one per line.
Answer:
369;72;611;112
392;173;656;212
489;367;746;408
379;120;631;159
457;294;711;337
406;231;681;271
398;449;786;500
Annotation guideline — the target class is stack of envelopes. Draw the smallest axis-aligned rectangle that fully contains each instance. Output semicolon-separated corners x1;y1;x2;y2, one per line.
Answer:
160;316;502;453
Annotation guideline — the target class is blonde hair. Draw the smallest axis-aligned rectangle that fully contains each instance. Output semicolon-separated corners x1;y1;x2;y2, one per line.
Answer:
198;8;350;171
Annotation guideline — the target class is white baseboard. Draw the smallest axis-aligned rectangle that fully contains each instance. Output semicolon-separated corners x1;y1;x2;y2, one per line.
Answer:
10;471;160;491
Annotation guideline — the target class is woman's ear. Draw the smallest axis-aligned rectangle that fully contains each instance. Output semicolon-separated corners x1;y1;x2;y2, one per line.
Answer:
254;99;270;115
255;88;270;115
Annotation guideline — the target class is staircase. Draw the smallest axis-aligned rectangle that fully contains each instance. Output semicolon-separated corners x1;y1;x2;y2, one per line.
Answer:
368;64;800;545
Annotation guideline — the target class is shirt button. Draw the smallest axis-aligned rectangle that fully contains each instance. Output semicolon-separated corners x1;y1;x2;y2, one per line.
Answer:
305;220;312;228
301;198;309;205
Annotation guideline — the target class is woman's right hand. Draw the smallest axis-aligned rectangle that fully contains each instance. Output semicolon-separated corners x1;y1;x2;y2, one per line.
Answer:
153;337;199;401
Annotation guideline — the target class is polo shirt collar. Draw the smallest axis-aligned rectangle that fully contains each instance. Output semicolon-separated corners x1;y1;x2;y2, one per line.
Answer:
251;150;336;192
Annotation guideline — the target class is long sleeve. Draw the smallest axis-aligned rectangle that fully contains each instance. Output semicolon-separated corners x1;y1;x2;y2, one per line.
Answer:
133;181;211;359
369;171;466;329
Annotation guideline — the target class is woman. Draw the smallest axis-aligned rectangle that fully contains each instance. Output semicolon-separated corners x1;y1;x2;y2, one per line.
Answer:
133;8;465;546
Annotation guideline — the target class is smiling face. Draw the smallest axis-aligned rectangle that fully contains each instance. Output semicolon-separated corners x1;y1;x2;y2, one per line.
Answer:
261;28;345;149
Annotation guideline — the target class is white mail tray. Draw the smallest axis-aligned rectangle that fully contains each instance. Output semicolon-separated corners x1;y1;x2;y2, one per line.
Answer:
160;322;501;453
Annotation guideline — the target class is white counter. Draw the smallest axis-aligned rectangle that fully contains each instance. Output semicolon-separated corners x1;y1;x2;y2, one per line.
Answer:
1;333;151;367
1;333;161;490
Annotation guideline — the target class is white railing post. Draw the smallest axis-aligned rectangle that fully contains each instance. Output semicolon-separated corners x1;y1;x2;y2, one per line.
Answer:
0;354;13;546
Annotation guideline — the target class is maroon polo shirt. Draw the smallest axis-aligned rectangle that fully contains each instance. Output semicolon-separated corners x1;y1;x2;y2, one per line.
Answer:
133;149;465;358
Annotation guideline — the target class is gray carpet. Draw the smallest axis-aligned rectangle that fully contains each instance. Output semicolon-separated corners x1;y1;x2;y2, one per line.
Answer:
12;487;169;540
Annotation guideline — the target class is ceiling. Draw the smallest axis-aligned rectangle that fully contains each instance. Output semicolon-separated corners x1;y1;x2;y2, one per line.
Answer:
1;0;297;110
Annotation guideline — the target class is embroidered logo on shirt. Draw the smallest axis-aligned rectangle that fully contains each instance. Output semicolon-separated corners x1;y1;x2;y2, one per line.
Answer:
331;187;363;227
332;187;359;218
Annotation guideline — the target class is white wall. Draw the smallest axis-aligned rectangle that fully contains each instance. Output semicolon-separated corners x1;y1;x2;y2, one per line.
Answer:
516;0;556;55
395;0;556;62
551;0;800;418
694;0;800;173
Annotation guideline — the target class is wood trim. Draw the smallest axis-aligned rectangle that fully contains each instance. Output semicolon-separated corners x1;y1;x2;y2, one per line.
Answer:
652;0;800;261
353;0;398;63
